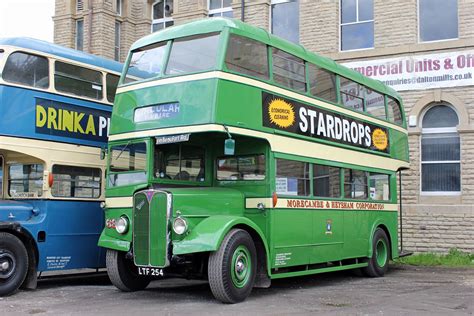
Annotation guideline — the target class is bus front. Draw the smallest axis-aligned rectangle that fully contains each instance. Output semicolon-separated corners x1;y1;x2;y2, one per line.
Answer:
100;19;270;302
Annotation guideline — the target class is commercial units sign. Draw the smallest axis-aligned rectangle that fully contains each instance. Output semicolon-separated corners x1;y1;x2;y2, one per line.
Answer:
342;50;474;91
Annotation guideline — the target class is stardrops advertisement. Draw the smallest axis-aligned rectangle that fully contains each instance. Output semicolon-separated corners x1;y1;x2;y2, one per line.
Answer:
342;50;474;91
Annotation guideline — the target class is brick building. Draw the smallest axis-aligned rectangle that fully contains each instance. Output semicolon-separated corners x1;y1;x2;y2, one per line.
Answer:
54;0;474;253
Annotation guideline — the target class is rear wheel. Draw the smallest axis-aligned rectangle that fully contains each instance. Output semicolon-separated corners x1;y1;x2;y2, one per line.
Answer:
0;232;28;296
208;229;257;303
106;249;150;292
363;228;390;277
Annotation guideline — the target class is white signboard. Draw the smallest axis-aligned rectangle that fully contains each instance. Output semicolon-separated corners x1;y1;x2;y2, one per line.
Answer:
342;51;474;91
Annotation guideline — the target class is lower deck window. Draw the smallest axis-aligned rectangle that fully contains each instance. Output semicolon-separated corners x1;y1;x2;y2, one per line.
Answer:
276;159;309;196
8;164;43;197
217;155;265;181
52;165;101;198
344;169;368;199
369;173;390;201
313;164;341;198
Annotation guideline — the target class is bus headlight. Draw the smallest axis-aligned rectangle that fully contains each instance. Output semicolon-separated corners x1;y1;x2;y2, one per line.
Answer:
116;216;129;234
173;217;188;235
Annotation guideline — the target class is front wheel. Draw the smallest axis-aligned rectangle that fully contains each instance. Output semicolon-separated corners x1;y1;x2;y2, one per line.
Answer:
363;228;390;277
106;249;150;292
208;229;257;303
0;232;28;296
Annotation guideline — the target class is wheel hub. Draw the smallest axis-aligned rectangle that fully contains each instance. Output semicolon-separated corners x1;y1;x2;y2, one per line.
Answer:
0;252;16;279
235;256;246;275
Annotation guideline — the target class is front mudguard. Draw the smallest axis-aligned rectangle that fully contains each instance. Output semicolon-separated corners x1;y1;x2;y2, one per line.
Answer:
172;215;269;256
97;230;131;252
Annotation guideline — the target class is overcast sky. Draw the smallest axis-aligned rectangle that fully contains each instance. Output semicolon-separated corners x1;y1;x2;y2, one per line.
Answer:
0;0;55;42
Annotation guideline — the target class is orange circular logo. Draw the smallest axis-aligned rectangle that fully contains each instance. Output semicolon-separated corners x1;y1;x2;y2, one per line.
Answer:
372;128;388;150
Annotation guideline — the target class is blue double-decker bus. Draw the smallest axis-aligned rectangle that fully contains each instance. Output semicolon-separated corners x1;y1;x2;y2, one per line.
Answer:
0;38;123;296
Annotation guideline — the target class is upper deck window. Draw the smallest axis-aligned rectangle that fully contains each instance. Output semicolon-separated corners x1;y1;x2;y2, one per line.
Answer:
125;42;167;82
387;96;403;126
272;48;306;92
55;61;103;100
106;73;120;103
365;88;386;120
3;52;49;89
308;64;337;103
339;76;364;112
225;34;269;80
165;33;220;75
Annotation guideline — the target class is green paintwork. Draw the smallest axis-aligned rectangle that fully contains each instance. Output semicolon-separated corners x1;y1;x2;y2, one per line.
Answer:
172;215;268;257
98;18;410;282
231;245;251;288
376;239;388;267
98;230;130;252
133;191;169;267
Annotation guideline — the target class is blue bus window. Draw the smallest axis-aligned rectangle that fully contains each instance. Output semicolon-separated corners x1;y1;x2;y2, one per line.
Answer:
52;165;101;198
8;164;44;198
106;73;120;103
3;52;49;89
55;61;103;100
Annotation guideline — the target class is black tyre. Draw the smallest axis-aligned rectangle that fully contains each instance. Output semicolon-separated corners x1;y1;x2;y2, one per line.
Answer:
208;229;257;303
0;232;28;296
106;249;150;292
363;228;390;277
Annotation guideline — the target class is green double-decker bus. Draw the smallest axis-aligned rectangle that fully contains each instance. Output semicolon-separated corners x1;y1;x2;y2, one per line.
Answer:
98;18;409;303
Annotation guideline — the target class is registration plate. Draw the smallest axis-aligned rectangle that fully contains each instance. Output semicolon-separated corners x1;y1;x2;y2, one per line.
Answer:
137;267;164;277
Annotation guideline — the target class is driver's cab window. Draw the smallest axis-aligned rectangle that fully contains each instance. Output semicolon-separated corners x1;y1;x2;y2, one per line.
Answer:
155;144;205;181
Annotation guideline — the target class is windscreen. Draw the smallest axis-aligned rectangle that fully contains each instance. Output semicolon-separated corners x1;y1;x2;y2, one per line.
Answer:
109;142;147;187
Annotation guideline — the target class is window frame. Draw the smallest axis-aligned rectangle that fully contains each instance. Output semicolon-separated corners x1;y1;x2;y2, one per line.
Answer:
339;0;375;52
75;19;84;51
116;0;123;16
270;0;300;44
51;164;102;199
208;0;233;17
2;51;50;90
417;0;459;44
54;60;104;100
151;0;174;32
420;104;461;195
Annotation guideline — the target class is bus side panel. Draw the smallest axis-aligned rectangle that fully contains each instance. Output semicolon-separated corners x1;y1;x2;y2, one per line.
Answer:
24;200;105;271
0;85;110;148
311;210;344;263
270;209;312;268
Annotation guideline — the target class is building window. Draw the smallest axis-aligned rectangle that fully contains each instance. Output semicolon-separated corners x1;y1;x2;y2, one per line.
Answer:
419;0;458;42
76;0;83;12
152;0;173;32
115;21;121;61
340;0;374;51
76;19;84;51
271;0;299;44
209;0;233;17
421;104;460;193
116;0;123;15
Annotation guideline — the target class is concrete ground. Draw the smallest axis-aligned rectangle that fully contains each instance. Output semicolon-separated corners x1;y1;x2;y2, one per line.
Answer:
1;265;472;315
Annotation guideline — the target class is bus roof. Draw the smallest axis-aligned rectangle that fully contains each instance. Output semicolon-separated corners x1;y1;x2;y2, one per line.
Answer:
130;18;401;103
0;37;123;73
